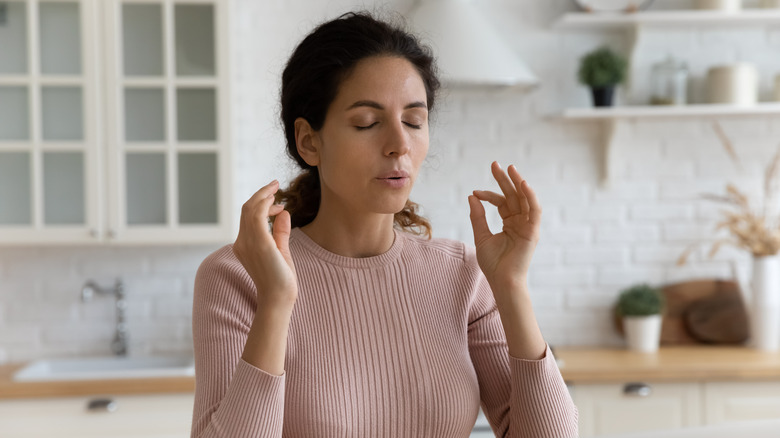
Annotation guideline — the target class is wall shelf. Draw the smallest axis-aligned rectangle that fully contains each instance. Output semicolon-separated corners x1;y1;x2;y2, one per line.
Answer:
563;102;780;119
556;8;780;187
559;103;780;187
554;10;780;29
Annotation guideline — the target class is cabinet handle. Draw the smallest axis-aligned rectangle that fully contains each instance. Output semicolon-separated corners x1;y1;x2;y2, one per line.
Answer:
86;398;117;413
89;229;98;238
623;382;652;397
107;229;117;239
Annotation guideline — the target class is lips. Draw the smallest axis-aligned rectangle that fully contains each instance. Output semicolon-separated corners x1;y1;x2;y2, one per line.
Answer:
376;170;410;180
376;170;410;188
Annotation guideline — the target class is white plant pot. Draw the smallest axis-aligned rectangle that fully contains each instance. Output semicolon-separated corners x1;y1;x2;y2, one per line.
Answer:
623;315;663;353
750;255;780;351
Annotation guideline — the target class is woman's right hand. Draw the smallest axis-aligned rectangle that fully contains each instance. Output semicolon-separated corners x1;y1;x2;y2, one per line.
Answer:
233;180;298;309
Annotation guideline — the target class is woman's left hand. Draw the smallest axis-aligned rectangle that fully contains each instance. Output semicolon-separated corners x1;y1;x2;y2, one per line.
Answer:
467;161;541;296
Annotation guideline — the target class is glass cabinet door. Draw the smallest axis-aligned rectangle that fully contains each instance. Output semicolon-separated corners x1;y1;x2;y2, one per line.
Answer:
0;0;230;245
108;0;230;243
0;3;32;228
0;0;99;243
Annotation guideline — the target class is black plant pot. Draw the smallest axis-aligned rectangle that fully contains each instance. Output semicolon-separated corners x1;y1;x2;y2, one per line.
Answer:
591;86;615;107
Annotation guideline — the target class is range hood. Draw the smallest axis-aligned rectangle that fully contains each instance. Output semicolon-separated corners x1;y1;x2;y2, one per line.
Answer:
406;0;539;88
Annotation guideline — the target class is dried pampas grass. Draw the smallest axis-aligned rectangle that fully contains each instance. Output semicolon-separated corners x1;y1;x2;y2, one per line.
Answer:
677;121;780;265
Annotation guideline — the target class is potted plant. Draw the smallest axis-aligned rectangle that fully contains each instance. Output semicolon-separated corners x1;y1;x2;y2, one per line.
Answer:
616;284;665;353
578;46;628;107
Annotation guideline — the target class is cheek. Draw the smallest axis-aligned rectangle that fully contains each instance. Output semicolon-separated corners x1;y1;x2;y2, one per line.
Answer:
412;134;429;165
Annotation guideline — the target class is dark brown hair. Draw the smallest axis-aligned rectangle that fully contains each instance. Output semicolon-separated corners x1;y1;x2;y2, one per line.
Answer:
276;11;440;238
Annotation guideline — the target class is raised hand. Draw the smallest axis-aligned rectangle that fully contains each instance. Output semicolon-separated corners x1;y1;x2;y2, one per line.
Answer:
467;162;542;296
232;180;298;309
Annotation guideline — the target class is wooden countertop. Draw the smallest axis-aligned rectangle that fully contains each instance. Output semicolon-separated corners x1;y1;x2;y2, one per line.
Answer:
5;346;780;397
555;345;780;383
0;363;195;399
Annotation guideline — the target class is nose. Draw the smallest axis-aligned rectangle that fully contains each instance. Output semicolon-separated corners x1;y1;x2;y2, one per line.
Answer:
383;120;411;157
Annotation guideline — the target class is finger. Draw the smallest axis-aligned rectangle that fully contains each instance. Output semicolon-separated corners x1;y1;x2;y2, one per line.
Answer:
268;204;285;216
508;165;530;214
468;195;493;246
247;180;280;205
472;190;505;207
251;194;278;241
521;180;542;225
491;162;521;213
472;190;513;219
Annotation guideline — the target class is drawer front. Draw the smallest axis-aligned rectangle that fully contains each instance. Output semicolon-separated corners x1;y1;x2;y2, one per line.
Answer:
0;393;194;438
572;382;702;437
704;381;780;425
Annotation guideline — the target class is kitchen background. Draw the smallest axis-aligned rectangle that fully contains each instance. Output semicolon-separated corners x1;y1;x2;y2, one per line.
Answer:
2;0;780;363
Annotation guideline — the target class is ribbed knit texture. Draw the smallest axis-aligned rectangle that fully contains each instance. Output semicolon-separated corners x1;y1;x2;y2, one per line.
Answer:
191;228;578;438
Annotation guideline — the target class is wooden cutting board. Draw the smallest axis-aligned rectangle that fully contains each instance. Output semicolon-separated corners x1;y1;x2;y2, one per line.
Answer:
685;291;749;344
613;279;749;345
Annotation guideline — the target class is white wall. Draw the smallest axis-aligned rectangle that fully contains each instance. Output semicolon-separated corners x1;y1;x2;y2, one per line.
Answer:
2;0;779;362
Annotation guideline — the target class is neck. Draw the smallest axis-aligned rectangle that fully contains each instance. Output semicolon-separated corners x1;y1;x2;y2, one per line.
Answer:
300;208;396;258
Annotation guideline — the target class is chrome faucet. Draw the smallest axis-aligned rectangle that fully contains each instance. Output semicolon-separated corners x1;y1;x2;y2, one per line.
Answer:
81;278;128;356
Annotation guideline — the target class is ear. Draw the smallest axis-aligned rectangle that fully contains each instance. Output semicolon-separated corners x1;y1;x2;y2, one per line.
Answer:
294;117;321;167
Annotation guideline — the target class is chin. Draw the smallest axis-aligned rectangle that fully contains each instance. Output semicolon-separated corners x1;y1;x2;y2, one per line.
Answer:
372;199;410;216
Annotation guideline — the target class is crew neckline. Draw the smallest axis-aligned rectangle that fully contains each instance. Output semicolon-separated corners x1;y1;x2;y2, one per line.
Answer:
290;227;405;268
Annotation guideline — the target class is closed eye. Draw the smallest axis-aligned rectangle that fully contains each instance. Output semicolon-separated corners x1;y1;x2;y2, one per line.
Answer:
404;122;422;129
355;122;378;131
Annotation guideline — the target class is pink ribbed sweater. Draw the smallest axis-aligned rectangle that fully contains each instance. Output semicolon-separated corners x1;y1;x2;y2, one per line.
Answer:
191;228;578;438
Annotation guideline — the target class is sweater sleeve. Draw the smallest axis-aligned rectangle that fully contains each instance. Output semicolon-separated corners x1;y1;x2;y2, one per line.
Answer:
190;246;286;438
465;247;578;438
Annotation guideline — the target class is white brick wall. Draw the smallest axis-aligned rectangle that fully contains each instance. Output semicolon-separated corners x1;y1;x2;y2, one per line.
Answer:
1;0;777;362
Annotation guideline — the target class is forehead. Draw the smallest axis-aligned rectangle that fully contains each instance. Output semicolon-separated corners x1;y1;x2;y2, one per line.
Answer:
332;56;427;108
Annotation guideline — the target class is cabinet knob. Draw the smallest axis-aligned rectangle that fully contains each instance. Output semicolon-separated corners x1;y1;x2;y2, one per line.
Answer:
86;397;117;413
107;229;117;239
623;382;652;397
89;229;98;238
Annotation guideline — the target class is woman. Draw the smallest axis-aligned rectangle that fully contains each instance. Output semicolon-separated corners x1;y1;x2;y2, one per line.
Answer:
191;12;577;438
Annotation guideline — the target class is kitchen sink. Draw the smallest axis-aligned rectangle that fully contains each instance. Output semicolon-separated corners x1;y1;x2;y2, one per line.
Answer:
12;356;195;382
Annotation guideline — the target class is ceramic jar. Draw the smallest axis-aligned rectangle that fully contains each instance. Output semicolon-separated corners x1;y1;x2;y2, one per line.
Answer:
707;63;758;105
695;0;742;11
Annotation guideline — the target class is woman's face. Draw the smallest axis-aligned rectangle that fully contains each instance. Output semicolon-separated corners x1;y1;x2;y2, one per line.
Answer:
312;55;429;218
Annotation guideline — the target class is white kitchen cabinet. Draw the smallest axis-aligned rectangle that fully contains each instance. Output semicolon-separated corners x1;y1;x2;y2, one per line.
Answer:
572;381;702;437
0;392;194;437
0;0;232;245
703;380;780;425
0;393;492;437
572;380;780;437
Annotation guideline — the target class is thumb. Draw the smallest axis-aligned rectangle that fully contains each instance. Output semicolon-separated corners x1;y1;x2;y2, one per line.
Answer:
468;195;492;246
272;209;292;257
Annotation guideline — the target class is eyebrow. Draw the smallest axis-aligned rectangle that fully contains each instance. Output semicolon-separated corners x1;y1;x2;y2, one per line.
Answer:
346;100;428;111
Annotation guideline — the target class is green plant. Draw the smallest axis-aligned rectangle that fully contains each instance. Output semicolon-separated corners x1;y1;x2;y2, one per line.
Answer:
578;46;628;88
617;284;664;317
